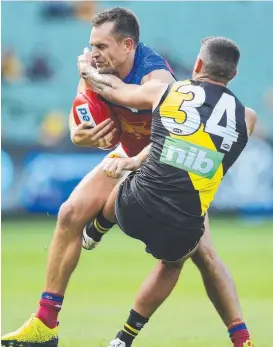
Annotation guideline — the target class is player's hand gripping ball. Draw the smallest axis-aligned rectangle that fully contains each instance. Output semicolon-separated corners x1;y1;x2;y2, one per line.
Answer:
72;89;121;149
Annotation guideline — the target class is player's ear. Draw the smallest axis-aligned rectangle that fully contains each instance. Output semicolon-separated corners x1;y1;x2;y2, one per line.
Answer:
194;56;203;73
123;38;134;54
227;69;237;83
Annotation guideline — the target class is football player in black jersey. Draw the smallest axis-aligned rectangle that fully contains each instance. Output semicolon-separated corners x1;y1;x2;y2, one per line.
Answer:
79;36;257;347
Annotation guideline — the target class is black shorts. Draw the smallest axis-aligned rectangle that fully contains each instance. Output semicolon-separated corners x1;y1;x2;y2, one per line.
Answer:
115;174;204;262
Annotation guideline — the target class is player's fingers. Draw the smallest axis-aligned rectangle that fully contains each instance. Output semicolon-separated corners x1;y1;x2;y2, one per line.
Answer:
91;118;112;132
102;158;113;171
92;120;115;141
77;55;86;69
91;58;97;68
108;159;119;171
108;160;120;178
83;47;92;64
103;128;118;146
77;54;84;62
105;159;119;177
104;129;114;143
76;119;111;139
102;159;116;176
98;137;108;148
77;122;94;130
72;131;99;147
115;161;125;178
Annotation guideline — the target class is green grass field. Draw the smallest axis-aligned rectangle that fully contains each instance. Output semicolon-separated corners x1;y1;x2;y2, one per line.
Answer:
1;218;273;347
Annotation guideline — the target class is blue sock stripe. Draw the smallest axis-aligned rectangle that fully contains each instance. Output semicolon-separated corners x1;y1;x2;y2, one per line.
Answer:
228;323;247;336
42;292;64;303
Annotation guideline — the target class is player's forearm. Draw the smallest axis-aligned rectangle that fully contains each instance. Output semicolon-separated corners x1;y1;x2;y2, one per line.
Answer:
81;66;147;108
134;143;152;165
69;108;78;143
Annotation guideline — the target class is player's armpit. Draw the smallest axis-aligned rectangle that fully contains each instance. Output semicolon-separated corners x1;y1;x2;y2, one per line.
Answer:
245;107;258;136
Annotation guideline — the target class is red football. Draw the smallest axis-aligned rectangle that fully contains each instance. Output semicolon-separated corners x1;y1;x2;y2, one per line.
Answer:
72;89;121;149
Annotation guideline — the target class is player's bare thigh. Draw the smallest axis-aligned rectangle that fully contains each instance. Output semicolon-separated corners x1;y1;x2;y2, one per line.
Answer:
67;165;117;224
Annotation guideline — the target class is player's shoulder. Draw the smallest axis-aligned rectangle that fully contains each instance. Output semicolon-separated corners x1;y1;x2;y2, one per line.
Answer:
138;42;172;73
139;42;165;62
126;42;174;85
245;107;258;136
245;107;257;118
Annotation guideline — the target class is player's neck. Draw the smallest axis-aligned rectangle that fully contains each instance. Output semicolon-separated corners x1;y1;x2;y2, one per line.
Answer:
195;75;227;87
116;50;136;80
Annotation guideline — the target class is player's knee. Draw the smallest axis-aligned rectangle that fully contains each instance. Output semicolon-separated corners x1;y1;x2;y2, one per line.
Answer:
191;243;218;268
57;198;84;231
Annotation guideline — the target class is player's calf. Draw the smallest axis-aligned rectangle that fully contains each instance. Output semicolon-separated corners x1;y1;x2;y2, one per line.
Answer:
191;223;254;347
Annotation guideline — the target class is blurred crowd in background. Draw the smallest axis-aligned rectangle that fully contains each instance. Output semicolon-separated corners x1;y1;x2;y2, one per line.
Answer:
1;1;273;217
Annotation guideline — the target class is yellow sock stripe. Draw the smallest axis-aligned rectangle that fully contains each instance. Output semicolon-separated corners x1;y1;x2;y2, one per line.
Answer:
123;328;136;338
96;219;109;231
124;323;140;335
94;219;109;234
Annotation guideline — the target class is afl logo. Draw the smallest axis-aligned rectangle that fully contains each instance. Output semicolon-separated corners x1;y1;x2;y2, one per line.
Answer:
222;144;230;150
173;128;183;134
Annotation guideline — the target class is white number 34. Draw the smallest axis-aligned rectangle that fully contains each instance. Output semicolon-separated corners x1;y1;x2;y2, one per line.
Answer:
161;84;239;152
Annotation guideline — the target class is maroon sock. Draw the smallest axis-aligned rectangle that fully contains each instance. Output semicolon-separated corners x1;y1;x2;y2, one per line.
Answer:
36;292;64;329
228;322;252;347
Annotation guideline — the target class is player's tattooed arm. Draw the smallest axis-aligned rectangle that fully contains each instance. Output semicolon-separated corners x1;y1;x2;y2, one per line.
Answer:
78;55;168;110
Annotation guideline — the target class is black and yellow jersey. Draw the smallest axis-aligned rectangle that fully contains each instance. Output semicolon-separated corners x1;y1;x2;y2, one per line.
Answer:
131;79;248;227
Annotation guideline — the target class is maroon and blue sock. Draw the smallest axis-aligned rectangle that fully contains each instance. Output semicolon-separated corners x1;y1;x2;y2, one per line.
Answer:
228;322;252;347
36;292;64;329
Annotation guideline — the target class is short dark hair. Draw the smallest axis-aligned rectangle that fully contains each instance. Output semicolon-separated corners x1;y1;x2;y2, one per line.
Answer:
200;36;240;82
92;7;140;45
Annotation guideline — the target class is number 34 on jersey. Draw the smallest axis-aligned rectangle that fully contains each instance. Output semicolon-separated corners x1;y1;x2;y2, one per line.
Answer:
158;80;244;179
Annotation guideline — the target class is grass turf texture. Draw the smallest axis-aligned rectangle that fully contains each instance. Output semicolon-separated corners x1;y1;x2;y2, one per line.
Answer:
2;218;273;347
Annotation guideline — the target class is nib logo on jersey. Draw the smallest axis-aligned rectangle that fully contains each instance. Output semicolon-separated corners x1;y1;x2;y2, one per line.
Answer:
160;137;224;179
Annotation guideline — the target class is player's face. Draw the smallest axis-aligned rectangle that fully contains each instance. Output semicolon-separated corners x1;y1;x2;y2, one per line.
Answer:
90;22;131;74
